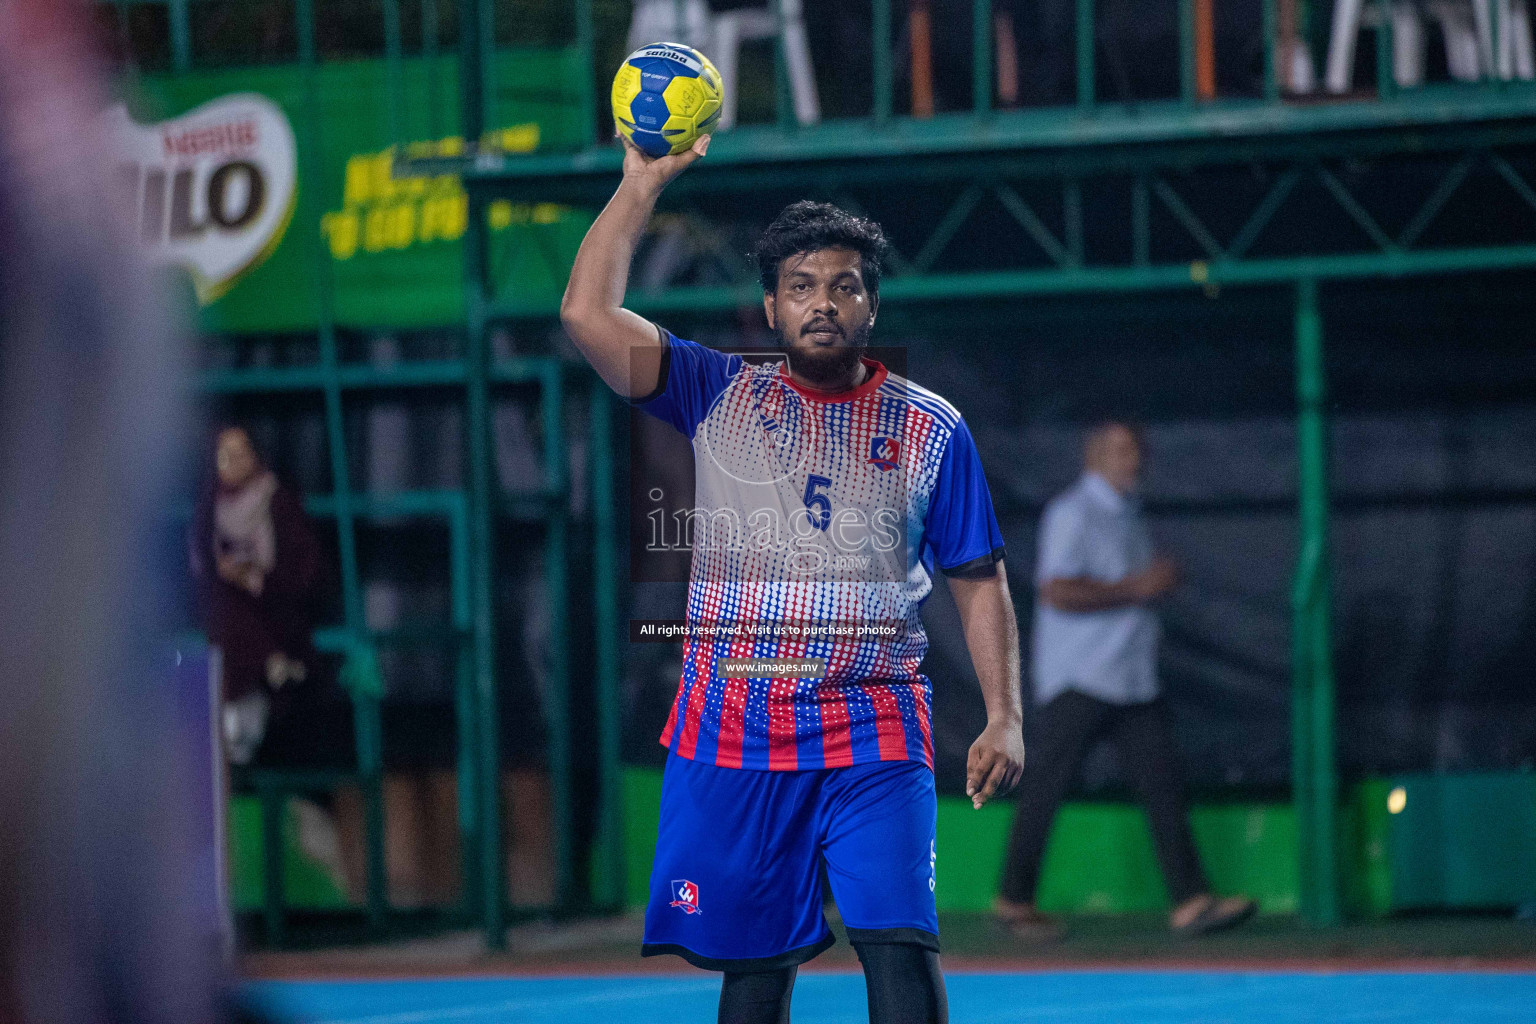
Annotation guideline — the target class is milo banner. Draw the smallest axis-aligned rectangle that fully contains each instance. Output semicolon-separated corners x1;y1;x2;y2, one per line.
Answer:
121;50;592;331
110;93;297;305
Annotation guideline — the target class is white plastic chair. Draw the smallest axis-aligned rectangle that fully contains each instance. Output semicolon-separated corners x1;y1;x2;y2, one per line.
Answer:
1467;0;1536;78
1325;0;1533;93
627;0;714;52
626;0;821;129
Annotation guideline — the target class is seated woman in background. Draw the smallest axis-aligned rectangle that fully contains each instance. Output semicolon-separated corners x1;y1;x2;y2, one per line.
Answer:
190;425;357;896
190;425;326;763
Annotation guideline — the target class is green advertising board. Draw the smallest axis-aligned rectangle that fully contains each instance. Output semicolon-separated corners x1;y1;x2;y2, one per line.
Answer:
123;50;593;333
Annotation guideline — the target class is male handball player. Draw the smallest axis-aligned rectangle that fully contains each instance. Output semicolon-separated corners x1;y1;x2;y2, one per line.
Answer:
561;135;1026;1024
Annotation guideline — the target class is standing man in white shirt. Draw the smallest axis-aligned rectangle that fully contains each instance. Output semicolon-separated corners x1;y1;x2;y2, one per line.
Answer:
995;421;1256;938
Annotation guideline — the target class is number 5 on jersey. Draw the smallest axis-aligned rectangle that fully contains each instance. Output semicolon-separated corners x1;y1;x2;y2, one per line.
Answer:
802;474;832;531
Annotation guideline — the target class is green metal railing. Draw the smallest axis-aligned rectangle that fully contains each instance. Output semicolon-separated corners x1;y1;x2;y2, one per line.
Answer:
551;0;1522;145
115;0;1536;144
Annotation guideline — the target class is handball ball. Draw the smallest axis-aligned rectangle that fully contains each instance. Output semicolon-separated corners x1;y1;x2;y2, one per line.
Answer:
612;42;723;158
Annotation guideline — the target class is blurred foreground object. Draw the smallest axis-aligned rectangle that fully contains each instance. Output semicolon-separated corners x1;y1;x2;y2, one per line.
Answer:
0;0;219;1020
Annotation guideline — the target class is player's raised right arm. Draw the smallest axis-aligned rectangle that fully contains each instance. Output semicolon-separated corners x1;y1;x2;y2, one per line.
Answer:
560;135;709;399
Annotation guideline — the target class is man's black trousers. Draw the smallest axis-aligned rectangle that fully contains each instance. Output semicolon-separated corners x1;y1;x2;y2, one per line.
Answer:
998;691;1208;905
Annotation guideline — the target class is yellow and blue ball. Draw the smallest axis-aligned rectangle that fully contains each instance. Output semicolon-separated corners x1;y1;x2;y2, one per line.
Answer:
612;42;723;158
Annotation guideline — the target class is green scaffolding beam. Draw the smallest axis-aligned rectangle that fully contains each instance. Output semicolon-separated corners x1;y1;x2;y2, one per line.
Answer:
1292;279;1340;926
458;0;506;949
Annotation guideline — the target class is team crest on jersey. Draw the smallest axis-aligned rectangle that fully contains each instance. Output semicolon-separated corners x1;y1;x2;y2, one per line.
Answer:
869;436;901;471
758;411;791;448
669;879;701;914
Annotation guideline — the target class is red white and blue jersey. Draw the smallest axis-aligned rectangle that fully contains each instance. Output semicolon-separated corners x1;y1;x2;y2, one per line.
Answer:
637;331;1005;772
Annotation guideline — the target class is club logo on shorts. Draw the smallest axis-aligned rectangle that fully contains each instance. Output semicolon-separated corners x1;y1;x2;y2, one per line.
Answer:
669;879;701;914
869;436;901;471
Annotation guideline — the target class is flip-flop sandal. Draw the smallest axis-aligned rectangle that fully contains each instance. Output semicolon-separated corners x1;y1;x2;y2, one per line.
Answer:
1173;897;1257;937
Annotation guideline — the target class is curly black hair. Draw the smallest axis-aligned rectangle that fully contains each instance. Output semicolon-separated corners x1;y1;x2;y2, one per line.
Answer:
753;201;895;297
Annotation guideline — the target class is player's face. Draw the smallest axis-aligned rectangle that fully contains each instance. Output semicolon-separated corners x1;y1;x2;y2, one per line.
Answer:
215;428;260;489
1089;425;1143;494
764;246;877;388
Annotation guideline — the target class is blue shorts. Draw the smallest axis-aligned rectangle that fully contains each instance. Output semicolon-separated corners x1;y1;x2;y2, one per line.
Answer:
642;752;939;972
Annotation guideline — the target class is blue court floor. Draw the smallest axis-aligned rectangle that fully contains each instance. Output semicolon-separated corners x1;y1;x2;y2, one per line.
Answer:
245;971;1536;1023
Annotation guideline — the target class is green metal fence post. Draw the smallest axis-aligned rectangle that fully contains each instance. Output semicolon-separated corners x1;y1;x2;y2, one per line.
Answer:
1064;180;1084;266
576;0;597;148
479;0;497;135
460;0;506;950
1375;0;1396;98
1263;0;1280;101
448;497;483;922
1306;0;1329;75
1290;551;1314;918
423;0;442;141
1076;0;1095;111
259;780;286;945
1490;0;1505;84
590;385;622;910
874;0;893;123
973;0;993;115
383;0;403;149
541;362;573;908
774;0;794;130
1132;175;1150;266
466;201;504;946
296;0;386;936
1179;0;1197;104
354;682;387;932
1291;278;1340;926
168;0;191;72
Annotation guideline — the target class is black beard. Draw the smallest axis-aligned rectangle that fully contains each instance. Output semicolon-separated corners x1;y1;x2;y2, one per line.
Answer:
778;319;872;389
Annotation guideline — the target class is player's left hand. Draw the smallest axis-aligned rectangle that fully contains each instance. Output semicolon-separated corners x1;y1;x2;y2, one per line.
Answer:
966;720;1025;810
